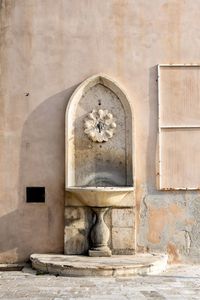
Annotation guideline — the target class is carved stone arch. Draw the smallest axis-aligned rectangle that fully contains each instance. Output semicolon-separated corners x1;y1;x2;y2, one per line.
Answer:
65;74;134;188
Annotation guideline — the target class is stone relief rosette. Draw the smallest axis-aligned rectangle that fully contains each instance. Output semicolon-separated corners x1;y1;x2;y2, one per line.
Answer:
84;109;117;142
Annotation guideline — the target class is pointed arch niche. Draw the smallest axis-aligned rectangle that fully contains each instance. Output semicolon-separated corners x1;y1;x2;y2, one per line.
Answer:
65;74;134;189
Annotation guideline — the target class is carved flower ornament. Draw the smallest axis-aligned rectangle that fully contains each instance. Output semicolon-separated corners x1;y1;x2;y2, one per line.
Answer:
84;109;117;142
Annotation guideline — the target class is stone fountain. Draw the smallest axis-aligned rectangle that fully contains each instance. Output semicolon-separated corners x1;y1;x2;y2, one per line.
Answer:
30;74;168;276
65;74;134;257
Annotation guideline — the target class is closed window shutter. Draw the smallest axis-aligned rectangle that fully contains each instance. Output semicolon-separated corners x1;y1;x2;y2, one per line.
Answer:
158;65;200;190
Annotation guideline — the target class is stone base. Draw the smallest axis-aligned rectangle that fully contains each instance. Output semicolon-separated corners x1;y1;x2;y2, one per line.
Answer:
30;253;168;277
89;249;112;257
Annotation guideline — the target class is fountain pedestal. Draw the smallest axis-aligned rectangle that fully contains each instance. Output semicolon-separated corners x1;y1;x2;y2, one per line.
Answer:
89;207;111;257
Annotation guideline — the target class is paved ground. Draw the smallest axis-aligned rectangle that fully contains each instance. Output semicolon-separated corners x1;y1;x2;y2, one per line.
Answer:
0;264;199;299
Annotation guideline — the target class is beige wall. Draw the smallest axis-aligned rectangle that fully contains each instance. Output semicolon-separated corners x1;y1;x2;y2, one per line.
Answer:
1;0;200;263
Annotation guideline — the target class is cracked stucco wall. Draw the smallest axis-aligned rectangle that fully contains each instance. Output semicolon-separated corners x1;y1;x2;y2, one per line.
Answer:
138;191;200;263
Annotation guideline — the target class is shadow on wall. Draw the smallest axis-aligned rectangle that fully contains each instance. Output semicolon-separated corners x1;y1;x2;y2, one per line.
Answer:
0;85;78;263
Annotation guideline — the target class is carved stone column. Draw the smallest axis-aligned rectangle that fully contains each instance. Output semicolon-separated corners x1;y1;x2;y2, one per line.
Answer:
89;207;111;257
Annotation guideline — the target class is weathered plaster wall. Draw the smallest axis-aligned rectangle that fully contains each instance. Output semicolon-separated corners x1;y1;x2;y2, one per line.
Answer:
1;0;200;262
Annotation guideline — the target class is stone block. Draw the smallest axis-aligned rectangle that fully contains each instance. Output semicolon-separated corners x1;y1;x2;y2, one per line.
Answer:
112;227;135;250
64;227;90;255
112;208;134;227
65;207;93;228
64;207;93;254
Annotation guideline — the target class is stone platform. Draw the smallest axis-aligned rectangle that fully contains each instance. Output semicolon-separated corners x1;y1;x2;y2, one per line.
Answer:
30;253;168;277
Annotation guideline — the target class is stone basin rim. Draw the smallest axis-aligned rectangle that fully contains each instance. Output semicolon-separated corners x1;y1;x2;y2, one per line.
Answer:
66;186;134;192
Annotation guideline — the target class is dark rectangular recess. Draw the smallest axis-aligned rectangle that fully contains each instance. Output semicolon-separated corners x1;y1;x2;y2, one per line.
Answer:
26;187;45;203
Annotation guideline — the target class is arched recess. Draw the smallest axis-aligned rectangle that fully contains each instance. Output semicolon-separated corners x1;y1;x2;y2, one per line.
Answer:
65;74;134;188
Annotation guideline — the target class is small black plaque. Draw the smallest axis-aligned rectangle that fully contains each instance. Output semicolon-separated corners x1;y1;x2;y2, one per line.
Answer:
26;187;45;203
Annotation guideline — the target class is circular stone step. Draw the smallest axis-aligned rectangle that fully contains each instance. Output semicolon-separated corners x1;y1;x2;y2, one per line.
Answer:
30;253;168;277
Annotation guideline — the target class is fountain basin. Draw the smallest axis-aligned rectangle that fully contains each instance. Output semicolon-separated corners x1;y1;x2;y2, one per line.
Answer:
66;186;134;256
66;186;134;207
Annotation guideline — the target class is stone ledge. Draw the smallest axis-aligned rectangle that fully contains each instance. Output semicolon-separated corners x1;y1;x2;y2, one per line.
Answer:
30;253;168;277
0;264;24;271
